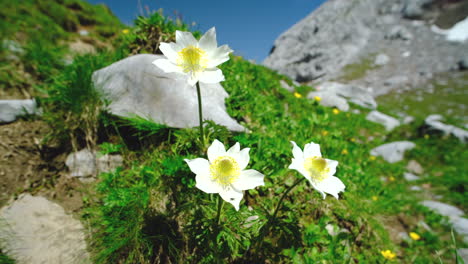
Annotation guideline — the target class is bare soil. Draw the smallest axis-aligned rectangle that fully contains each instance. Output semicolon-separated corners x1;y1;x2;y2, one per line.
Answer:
0;120;85;212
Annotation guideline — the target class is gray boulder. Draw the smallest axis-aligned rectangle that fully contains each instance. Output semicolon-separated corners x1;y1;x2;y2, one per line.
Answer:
386;25;413;40
374;53;390;66
402;0;434;19
0;99;39;123
65;149;123;182
404;172;420;181
307;90;349;111
366;110;400;131
421;200;463;218
370;141;416;163
314;82;377;109
0;194;90;263
92;54;245;132
279;80;295;92
424;115;468;142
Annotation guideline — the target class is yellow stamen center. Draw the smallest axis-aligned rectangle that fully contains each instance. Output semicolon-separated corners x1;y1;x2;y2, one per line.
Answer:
304;156;329;182
177;45;208;73
210;156;240;186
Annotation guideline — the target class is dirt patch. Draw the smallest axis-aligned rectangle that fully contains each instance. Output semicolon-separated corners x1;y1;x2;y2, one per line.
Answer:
0;120;85;212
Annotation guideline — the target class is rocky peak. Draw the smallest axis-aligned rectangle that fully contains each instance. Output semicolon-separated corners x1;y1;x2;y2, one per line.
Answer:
264;0;468;96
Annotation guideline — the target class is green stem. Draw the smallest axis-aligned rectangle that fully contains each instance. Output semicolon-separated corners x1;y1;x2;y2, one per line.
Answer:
196;81;204;143
250;176;306;260
271;177;306;219
216;195;224;225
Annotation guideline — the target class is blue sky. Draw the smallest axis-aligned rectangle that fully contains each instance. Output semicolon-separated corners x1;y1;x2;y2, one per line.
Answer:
88;0;326;62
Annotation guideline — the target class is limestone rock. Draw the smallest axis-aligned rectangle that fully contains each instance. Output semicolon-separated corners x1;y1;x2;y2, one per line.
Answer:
457;248;468;264
307;90;349;111
420;200;463;218
366;111;400;131
374;53;390;66
407;160;424;174
370;141;416;163
92;54;245;132
0;99;39;123
386;25;413;40
279;80;295;92
314;82;377;109
424;114;468;142
404;172;420;181
0;194;90;264
65;149;123;182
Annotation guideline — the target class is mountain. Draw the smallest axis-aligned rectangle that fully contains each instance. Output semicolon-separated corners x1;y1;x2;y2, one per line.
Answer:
264;0;468;96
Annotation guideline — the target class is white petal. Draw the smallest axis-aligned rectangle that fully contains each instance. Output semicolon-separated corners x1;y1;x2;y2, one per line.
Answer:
303;142;321;158
199;27;217;52
232;169;264;191
187;73;198;86
219;187;244;211
207;139;226;162
307;180;327;199
290;141;304;160
289;158;309;181
159;42;181;63
198;68;225;84
227;142;240;155
236;148;250;170
207;45;232;68
325;159;338;176
176;30;197;47
195;173;222;194
184;158;210;175
314;176;345;199
152;59;182;74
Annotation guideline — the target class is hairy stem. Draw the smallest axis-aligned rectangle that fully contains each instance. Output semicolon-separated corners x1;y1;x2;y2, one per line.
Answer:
196;81;204;144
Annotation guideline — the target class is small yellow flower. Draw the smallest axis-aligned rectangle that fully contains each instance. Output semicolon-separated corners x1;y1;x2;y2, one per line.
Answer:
424;134;430;139
122;29;130;34
370;155;377;161
409;232;421;241
381;250;397;260
389;176;395;182
321;130;329;136
314;96;321;102
333;108;340;115
350;138;356;142
372;196;378;201
341;149;348;155
294;92;302;98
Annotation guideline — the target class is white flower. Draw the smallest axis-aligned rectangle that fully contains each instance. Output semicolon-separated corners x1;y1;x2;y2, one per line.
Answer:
184;139;264;210
288;141;345;199
153;27;233;86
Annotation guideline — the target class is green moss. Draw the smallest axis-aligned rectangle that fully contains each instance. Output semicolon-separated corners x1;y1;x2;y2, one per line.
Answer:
336;54;378;82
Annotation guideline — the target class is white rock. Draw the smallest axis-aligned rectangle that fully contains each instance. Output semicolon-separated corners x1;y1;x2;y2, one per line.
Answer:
78;29;89;36
404;172;420;181
92;54;245;132
446;16;468;42
420;200;464;218
407;160;424;174
370;141;416;163
452;217;468;237
403;115;415;124
307;90;349;111
410;186;422;191
279;80;295;92
425;114;468;142
0;194;90;263
65;149;123;181
374;53;390;66
0;99;39;123
315;82;377;109
457;248;468;264
366;110;400;131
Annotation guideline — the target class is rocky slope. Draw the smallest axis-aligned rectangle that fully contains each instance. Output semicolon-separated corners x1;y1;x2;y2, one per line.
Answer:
264;0;468;96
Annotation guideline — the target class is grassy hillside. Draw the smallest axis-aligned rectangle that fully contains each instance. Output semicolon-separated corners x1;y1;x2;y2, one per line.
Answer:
0;1;466;263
